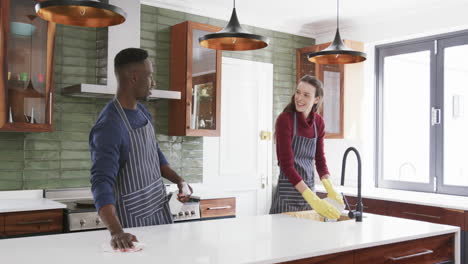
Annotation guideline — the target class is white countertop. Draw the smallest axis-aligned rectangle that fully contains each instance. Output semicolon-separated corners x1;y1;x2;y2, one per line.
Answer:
0;199;66;213
316;185;468;211
0;213;459;264
0;189;66;214
166;184;236;200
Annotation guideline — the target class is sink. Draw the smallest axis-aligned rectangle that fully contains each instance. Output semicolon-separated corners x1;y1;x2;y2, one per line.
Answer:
282;210;351;222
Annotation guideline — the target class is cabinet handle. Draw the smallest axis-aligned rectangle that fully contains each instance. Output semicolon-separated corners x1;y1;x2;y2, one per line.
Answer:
49;92;53;124
17;219;53;225
207;206;231;210
403;211;441;219
387;249;433;261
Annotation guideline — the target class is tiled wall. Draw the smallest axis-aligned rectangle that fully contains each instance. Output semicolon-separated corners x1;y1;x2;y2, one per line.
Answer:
0;5;314;190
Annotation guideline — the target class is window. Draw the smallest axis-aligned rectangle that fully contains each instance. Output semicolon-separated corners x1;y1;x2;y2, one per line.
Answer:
376;31;468;196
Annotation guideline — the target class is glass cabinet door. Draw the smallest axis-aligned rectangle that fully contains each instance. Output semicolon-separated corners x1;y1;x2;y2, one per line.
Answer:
7;0;48;124
0;0;55;132
296;43;346;139
169;21;221;136
190;29;217;130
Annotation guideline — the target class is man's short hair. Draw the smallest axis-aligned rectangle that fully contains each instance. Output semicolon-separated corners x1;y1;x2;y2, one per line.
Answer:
114;48;148;70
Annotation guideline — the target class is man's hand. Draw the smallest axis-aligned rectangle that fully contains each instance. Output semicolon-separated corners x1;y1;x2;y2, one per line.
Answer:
99;204;139;252
111;231;138;251
177;181;193;203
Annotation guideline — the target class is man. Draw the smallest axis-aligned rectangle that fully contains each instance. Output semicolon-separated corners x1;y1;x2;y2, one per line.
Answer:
89;48;192;251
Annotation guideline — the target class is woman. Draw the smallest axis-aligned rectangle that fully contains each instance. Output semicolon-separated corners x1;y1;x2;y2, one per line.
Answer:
270;75;343;219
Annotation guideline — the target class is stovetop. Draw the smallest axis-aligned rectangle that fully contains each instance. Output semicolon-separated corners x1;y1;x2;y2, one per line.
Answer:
44;188;97;213
61;200;97;213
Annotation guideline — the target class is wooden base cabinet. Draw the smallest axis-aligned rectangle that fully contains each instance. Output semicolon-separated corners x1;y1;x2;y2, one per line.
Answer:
318;191;467;263
0;214;4;237
2;209;63;237
200;197;236;220
280;234;454;264
355;234;454;264
281;251;354;264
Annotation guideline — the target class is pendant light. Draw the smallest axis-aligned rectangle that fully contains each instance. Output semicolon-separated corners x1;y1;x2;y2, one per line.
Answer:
199;0;268;51
308;0;366;64
35;0;126;28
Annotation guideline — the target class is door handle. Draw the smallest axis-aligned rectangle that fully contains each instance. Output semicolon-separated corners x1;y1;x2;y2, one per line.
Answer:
431;107;441;125
207;206;231;210
260;131;271;141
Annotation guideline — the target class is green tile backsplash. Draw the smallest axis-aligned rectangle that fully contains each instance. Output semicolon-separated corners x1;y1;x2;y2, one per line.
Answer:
0;5;314;191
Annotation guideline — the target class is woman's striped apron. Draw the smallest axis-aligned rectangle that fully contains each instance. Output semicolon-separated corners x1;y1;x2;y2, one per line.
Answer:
270;112;317;214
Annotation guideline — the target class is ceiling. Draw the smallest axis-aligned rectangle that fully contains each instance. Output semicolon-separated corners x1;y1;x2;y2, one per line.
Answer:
141;0;468;43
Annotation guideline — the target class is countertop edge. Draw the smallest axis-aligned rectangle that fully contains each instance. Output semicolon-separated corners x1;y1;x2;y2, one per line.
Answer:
0;199;66;214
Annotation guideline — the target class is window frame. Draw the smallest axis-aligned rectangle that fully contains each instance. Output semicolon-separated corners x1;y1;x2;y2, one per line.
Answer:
375;29;468;196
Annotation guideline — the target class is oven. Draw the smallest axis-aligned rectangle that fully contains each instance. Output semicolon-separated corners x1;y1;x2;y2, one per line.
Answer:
44;188;106;232
45;188;202;231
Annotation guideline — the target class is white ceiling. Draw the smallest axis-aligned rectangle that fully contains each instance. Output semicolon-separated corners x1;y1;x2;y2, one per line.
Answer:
141;0;468;44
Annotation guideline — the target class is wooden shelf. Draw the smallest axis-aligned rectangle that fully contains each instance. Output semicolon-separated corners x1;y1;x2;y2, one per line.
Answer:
0;122;52;132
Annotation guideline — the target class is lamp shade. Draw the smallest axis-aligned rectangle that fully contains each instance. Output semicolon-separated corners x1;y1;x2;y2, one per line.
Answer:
199;8;268;51
35;0;126;28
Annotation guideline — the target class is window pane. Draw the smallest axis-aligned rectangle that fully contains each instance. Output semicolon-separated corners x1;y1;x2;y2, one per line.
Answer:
443;45;468;187
323;69;341;134
382;51;430;183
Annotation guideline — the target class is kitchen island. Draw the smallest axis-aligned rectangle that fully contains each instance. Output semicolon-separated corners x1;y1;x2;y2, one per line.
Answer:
0;213;460;264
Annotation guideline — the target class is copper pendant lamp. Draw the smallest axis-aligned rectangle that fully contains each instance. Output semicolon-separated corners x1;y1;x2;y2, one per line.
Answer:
308;0;366;64
35;0;126;28
199;0;269;51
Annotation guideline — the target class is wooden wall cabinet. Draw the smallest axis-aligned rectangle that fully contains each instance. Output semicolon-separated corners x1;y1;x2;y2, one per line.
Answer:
2;209;63;237
169;21;221;137
296;40;363;139
0;0;56;132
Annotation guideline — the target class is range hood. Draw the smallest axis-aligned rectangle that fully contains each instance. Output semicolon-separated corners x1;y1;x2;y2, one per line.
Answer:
62;0;180;100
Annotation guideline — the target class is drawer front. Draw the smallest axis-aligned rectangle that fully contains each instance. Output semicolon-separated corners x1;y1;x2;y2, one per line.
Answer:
388;202;465;228
465;211;468;231
0;214;4;236
362;198;387;215
355;233;454;264
280;250;354;264
5;209;63;236
200;198;235;219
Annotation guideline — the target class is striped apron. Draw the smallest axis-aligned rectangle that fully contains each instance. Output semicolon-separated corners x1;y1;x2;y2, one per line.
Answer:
112;99;173;228
270;112;318;214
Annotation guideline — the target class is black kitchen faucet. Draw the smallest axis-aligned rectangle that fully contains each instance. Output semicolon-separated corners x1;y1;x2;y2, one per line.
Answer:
341;147;363;222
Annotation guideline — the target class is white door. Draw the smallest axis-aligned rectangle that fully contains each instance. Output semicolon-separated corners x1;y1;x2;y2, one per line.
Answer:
203;57;273;216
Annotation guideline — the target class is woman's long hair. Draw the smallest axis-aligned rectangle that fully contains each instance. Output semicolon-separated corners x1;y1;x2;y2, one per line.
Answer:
282;75;324;114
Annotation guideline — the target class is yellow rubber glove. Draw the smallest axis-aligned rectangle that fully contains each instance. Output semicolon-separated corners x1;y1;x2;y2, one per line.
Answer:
322;178;344;205
301;188;340;220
